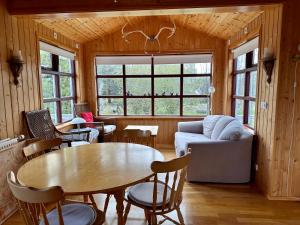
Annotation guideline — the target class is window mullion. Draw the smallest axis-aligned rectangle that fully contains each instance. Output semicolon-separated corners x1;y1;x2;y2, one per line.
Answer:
151;57;154;116
123;64;127;116
180;64;183;116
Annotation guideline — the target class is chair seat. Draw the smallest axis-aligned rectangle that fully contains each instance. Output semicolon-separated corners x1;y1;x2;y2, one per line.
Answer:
71;141;90;147
128;182;171;207
39;203;96;225
104;125;116;134
69;128;99;142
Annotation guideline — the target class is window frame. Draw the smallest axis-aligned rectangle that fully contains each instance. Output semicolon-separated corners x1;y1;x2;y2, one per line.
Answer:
231;49;258;128
41;51;76;124
96;55;212;116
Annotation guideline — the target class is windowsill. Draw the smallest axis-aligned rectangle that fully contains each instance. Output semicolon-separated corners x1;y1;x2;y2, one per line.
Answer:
95;115;205;120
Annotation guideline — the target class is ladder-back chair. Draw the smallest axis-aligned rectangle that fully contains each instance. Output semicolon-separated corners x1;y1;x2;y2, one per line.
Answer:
23;138;62;161
116;129;152;146
124;153;191;225
7;171;104;225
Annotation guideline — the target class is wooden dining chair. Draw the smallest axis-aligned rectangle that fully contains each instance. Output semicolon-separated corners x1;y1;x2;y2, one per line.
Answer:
23;138;63;161
123;153;191;225
7;171;104;225
116;129;152;146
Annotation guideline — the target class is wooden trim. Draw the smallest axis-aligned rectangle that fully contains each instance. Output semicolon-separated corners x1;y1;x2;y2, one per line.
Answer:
8;0;283;15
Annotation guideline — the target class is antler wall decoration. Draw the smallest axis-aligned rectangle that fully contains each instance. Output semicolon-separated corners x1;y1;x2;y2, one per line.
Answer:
121;22;176;53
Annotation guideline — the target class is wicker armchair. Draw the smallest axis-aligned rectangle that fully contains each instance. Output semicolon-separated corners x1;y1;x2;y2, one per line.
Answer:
23;109;91;147
75;103;116;142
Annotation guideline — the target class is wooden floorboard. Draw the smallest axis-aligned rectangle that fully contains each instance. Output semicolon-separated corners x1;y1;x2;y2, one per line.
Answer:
3;150;300;225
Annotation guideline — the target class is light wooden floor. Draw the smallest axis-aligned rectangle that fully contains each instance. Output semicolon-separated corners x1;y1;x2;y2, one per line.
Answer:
4;150;300;225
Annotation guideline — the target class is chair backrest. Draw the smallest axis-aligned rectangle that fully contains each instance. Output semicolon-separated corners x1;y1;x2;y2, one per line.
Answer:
150;153;191;212
74;103;91;117
23;109;57;139
23;138;63;161
116;129;152;146
7;171;65;225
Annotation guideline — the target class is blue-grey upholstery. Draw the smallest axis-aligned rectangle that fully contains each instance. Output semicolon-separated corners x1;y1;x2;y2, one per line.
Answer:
39;203;96;225
175;115;253;183
128;182;171;207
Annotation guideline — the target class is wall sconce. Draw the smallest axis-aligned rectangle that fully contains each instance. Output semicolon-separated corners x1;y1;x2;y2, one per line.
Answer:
8;50;24;86
262;48;276;84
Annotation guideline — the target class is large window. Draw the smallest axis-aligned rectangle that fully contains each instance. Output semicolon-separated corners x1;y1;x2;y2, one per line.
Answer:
96;55;212;116
40;42;76;124
232;38;258;128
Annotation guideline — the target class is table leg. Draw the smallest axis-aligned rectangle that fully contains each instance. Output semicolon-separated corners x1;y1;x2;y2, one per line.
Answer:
114;190;125;225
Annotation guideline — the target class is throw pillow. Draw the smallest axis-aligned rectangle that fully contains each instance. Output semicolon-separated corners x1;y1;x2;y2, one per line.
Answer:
211;116;235;140
80;112;95;128
218;120;243;141
203;115;223;138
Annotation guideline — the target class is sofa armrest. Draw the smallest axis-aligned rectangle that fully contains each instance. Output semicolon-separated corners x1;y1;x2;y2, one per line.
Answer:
178;121;203;134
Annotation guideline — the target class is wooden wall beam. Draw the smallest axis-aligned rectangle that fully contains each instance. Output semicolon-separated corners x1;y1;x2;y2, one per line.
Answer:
8;0;283;15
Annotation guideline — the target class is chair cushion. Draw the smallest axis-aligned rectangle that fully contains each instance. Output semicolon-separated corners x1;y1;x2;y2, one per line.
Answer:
80;112;95;128
210;116;235;140
128;182;171;207
39;203;96;225
175;132;211;156
104;125;116;134
69;128;99;142
71;141;90;147
218;120;244;141
203;115;223;138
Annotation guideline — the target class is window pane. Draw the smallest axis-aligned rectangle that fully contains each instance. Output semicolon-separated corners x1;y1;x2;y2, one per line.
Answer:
40;50;52;68
97;78;123;96
234;99;244;123
97;65;122;75
154;78;180;96
154;98;180;115
253;48;259;65
236;54;246;70
126;78;151;96
42;74;56;99
248;101;256;128
235;74;245;96
183;77;210;95
60;76;73;97
61;100;74;122
249;71;257;98
183;98;209;116
43;102;57;124
59;56;72;73
154;64;180;75
183;63;211;74
125;64;151;75
127;98;151;115
98;98;124;115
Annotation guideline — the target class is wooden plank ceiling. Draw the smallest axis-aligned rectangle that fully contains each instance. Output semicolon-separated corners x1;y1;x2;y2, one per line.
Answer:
35;12;262;43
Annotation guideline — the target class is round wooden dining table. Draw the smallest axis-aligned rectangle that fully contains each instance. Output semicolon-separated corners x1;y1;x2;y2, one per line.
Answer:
17;142;164;225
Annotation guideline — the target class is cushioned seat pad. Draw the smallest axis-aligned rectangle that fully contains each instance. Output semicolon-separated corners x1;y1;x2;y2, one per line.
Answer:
104;125;116;134
39;203;96;225
128;182;171;207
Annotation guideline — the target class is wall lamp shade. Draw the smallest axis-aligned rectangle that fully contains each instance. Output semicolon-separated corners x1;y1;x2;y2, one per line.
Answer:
262;48;276;84
8;50;24;86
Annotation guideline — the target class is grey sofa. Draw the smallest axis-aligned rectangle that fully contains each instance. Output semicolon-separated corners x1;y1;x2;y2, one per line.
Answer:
175;115;253;183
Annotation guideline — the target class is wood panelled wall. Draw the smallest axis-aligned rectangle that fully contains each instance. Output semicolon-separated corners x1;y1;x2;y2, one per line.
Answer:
84;17;226;117
227;3;300;200
0;2;84;140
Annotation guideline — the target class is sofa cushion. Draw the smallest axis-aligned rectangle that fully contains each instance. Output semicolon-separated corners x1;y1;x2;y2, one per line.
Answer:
104;125;116;134
211;116;236;140
218;120;244;141
175;132;211;156
203;115;223;138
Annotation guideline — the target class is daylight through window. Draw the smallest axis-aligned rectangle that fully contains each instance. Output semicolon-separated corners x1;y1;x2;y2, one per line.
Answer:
96;54;212;116
40;42;76;124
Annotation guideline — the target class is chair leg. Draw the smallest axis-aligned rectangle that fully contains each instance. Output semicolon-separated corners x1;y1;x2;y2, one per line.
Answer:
103;194;111;215
151;214;157;225
123;203;131;224
144;210;151;225
176;207;185;225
